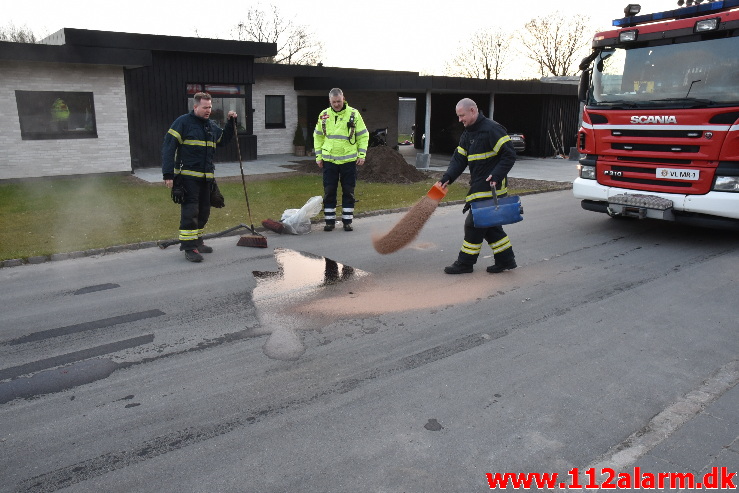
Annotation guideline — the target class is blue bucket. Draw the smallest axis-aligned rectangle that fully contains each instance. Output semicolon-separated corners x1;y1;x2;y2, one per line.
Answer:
470;195;523;228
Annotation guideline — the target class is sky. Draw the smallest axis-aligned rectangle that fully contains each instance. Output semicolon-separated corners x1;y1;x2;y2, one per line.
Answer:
8;0;671;76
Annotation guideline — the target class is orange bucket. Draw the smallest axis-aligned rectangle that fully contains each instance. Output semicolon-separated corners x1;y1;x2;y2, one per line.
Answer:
426;183;447;201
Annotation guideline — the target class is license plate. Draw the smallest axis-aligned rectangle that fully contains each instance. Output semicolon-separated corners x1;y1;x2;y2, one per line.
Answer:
656;168;699;181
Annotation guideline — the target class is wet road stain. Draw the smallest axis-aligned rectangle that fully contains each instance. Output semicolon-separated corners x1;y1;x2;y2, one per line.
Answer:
424;418;443;431
251;248;368;299
0;334;154;382
74;283;120;295
250;248;369;361
248;248;535;361
0;358;120;405
3;310;164;346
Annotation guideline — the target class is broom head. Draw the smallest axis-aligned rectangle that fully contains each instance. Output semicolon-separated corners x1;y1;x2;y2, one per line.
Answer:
261;218;285;234
237;230;268;248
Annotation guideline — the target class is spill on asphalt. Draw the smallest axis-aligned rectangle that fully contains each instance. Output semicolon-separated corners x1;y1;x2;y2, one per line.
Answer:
249;248;537;361
249;248;370;361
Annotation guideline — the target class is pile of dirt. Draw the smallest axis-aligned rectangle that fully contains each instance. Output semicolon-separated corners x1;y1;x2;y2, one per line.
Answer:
359;146;428;183
287;146;428;184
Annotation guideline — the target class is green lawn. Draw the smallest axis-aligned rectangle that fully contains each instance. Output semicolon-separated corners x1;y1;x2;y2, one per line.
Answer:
0;173;483;261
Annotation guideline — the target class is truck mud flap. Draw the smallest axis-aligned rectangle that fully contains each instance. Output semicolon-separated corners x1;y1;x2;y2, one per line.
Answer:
607;194;675;220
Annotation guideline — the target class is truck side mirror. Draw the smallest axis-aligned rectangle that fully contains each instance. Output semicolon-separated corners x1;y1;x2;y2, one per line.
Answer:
578;70;590;103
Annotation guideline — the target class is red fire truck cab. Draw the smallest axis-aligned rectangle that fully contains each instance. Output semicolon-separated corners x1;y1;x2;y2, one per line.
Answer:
573;0;739;230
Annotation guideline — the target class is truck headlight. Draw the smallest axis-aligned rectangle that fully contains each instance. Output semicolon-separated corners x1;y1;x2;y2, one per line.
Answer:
713;176;739;192
578;164;596;180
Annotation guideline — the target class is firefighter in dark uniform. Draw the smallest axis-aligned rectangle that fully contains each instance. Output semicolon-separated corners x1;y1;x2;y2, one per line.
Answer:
162;92;237;262
436;98;517;274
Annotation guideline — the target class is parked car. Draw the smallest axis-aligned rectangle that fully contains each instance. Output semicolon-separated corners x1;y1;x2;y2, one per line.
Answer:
507;133;526;154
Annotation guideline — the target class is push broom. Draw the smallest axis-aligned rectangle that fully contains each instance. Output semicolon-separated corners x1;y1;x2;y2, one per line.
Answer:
232;119;268;248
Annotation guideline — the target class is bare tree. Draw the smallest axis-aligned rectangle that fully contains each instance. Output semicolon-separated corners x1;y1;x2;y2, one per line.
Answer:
444;29;512;80
518;12;591;77
0;22;41;43
231;4;324;65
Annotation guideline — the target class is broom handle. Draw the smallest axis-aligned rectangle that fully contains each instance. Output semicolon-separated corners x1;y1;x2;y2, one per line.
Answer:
233;118;256;230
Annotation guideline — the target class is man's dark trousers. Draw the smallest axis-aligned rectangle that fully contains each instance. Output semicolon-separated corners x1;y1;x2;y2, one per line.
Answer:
322;160;357;226
179;177;211;251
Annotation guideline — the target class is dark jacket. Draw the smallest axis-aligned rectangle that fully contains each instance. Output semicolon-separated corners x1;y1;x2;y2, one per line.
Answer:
162;111;235;180
441;113;516;202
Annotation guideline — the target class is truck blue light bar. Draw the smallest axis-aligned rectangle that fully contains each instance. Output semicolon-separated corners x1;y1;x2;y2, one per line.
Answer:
613;0;739;27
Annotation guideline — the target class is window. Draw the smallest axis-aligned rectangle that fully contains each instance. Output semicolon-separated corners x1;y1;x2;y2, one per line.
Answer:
15;91;97;140
265;95;285;129
187;84;247;131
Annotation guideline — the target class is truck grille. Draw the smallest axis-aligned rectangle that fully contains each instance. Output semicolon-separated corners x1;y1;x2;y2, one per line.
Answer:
612;143;700;153
597;161;713;194
611;129;703;138
597;125;716;193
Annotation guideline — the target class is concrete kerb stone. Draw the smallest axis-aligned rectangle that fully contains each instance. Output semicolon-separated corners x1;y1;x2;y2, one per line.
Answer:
1;242;161;269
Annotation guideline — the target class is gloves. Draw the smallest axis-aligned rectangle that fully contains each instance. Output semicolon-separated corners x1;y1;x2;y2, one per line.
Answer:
171;177;186;204
210;180;225;208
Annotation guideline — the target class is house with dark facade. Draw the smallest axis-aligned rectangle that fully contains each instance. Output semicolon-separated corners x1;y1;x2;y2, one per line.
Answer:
0;28;579;181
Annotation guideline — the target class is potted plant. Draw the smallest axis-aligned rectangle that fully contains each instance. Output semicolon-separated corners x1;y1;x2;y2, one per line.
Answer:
293;123;306;156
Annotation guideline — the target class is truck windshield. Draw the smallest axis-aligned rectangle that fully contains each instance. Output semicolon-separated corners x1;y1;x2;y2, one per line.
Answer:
590;35;739;106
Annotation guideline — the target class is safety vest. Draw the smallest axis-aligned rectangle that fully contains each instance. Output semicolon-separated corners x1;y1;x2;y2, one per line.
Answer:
313;104;369;164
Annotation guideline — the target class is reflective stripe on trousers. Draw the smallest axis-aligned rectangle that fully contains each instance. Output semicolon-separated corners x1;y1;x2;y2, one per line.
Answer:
178;177;211;251
457;212;514;265
322;160;357;224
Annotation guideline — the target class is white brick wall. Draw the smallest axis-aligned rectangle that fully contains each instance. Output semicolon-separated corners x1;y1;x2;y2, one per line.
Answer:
252;77;298;155
0;61;131;180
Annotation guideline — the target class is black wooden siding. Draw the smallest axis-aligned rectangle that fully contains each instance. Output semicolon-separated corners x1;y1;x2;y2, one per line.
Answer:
124;51;257;169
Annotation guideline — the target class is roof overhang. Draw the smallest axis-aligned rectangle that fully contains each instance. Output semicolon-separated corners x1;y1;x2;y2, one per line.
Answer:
256;63;577;96
0;40;151;68
45;28;277;58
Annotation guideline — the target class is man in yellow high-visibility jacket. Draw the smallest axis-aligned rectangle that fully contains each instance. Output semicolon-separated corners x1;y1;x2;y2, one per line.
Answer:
313;88;369;232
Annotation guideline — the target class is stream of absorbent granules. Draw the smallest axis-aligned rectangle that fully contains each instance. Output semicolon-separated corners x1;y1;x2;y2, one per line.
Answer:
372;196;441;254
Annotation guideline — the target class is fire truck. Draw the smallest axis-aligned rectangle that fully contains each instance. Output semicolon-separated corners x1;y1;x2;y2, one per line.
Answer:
573;0;739;229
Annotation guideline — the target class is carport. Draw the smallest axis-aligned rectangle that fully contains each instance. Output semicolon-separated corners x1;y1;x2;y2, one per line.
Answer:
293;72;579;160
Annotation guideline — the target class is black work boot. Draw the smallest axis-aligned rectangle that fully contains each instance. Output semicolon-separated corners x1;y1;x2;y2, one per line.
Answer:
324;223;335;232
444;261;473;274
185;249;204;263
197;241;213;253
487;259;517;273
343;223;353;232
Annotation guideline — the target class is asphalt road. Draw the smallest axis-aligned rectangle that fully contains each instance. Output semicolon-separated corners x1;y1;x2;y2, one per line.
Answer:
1;190;738;492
